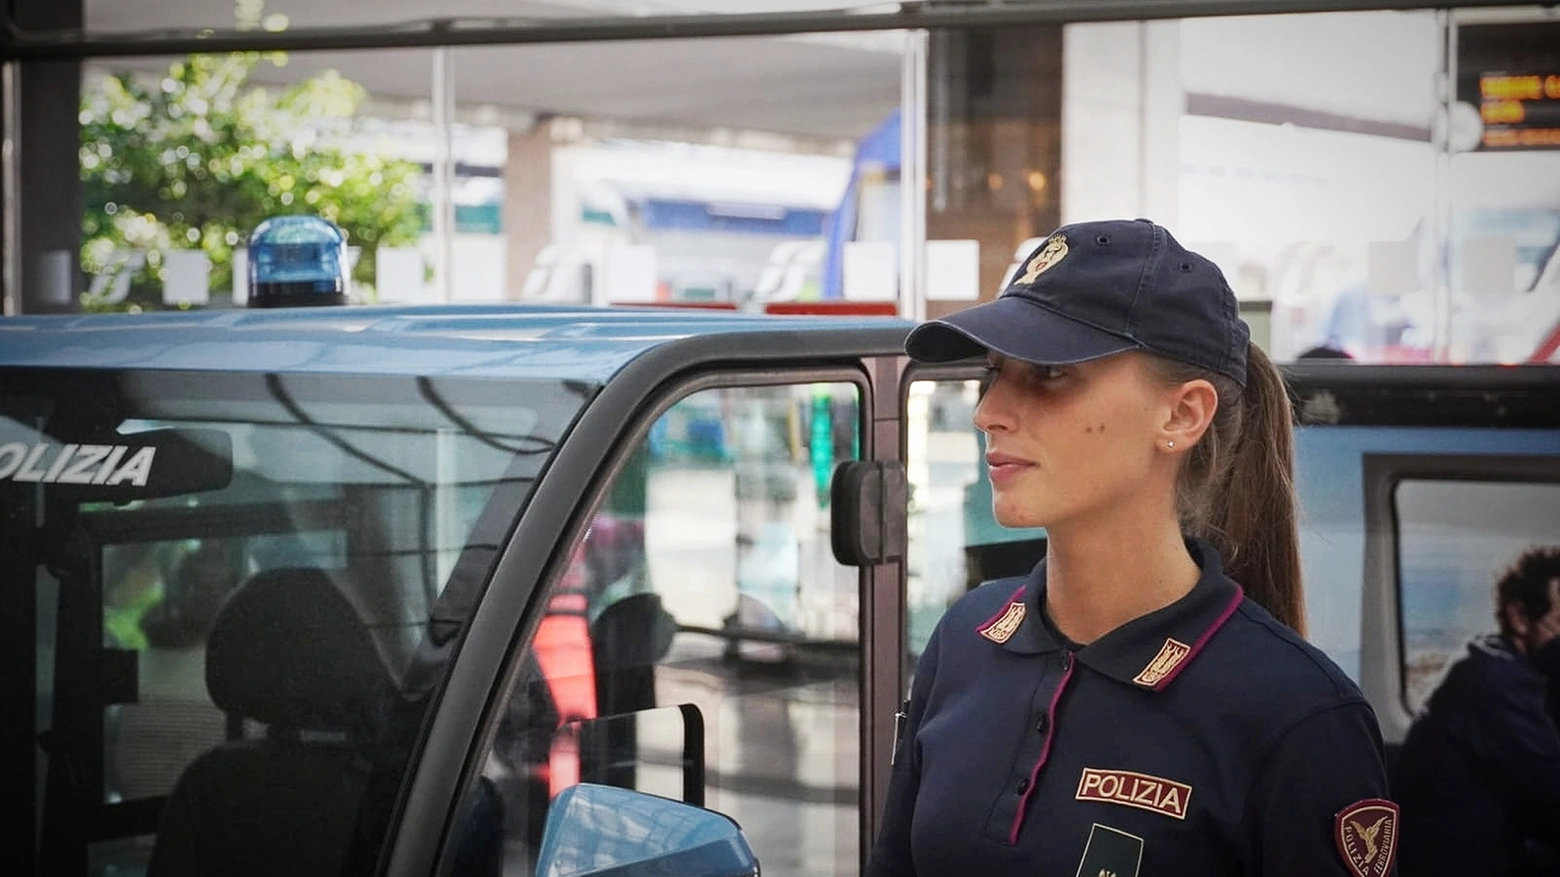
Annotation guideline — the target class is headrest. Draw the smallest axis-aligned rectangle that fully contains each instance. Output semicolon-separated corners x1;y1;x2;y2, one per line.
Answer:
206;567;392;734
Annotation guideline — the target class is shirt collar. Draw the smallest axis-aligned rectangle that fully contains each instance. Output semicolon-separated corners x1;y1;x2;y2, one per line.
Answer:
974;538;1245;692
1473;633;1529;667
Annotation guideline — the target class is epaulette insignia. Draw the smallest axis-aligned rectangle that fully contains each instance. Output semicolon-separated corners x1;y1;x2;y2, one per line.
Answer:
1132;638;1191;688
978;600;1026;644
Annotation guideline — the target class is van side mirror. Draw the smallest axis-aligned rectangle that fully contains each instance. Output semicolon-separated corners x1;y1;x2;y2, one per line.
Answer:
534;784;759;877
830;460;908;566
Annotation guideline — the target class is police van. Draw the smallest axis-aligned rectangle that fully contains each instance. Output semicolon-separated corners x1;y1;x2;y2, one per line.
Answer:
3;304;1557;877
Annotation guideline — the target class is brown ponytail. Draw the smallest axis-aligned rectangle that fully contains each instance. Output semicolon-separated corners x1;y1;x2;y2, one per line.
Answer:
1152;344;1305;634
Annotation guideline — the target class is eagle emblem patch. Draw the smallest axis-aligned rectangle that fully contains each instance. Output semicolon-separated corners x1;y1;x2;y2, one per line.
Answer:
1335;799;1398;877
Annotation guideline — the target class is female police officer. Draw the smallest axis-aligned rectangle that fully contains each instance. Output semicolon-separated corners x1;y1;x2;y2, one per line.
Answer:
865;219;1396;877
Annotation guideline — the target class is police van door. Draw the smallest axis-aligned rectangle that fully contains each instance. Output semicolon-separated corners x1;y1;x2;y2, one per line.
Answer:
451;364;885;877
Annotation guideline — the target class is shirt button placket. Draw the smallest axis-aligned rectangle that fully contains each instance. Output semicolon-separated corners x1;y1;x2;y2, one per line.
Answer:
987;651;1076;845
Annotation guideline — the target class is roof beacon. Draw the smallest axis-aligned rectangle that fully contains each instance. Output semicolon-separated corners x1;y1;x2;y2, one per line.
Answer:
246;215;350;308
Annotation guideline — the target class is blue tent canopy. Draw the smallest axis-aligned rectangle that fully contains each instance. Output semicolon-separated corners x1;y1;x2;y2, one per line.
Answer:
822;110;901;301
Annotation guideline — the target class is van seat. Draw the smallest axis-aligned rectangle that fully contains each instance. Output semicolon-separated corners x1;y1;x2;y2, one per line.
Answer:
147;567;393;877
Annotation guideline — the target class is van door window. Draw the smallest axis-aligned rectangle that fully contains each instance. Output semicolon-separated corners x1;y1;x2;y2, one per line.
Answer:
472;381;864;877
1397;480;1560;712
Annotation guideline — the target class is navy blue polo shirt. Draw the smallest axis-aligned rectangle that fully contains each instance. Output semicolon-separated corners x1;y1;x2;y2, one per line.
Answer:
866;540;1397;877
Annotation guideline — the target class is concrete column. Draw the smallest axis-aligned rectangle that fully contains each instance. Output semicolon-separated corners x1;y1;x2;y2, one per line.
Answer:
925;24;1064;319
503;123;554;301
1061;21;1183;227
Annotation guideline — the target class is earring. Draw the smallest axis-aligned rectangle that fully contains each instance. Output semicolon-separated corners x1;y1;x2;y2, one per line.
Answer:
1166;441;1176;449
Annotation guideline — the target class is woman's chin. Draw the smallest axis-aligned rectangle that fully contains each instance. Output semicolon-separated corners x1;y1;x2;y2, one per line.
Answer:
992;503;1049;531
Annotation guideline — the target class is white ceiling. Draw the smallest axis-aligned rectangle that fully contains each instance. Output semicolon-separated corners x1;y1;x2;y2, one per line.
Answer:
1182;10;1442;129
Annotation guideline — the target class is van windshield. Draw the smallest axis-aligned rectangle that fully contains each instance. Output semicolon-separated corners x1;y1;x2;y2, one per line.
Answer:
3;366;592;875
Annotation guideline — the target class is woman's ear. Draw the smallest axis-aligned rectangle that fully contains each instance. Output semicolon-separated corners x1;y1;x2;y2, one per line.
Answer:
1160;379;1218;452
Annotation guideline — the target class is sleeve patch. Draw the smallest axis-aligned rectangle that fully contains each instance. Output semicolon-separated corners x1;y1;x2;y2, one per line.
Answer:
1334;798;1398;877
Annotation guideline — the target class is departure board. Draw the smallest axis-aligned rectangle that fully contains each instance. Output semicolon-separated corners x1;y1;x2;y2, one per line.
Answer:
1458;21;1560;151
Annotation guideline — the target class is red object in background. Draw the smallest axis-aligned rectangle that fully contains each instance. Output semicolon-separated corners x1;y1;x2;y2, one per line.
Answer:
613;300;738;311
1531;322;1560;363
1378;345;1436;364
763;301;899;317
533;542;596;797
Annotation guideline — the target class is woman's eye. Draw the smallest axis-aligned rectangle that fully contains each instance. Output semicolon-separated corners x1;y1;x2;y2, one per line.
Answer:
977;364;999;395
981;361;1065;385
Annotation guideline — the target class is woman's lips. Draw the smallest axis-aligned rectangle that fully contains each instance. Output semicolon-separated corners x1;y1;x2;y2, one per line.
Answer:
986;452;1033;484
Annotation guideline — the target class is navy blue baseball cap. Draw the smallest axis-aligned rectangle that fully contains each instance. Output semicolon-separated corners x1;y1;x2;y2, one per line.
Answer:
905;218;1250;386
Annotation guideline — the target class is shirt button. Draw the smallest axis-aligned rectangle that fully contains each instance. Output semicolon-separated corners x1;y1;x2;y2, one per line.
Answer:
1036;715;1050;734
1016;778;1030;794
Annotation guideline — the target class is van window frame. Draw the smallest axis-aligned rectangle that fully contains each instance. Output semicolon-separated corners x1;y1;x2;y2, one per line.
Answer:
413;358;899;877
1361;453;1560;739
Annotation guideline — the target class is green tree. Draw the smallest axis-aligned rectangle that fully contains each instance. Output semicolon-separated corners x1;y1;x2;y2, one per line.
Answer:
79;52;424;311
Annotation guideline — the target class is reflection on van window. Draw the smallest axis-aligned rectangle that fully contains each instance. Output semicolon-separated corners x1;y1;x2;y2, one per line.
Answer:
1397;480;1560;711
473;381;863;877
11;371;587;876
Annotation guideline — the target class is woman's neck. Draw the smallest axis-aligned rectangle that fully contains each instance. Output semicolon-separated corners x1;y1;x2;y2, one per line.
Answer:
1042;503;1202;645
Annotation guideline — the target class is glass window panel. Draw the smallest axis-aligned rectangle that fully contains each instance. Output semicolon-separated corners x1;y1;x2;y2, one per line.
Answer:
473;380;863;877
454;35;901;308
1396;480;1560;713
78;49;436;311
1065;12;1445;363
925;10;1558;364
1446;19;1560;364
71;32;902;310
10;370;584;877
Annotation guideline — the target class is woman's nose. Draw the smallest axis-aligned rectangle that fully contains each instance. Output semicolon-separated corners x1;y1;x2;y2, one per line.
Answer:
973;379;1011;434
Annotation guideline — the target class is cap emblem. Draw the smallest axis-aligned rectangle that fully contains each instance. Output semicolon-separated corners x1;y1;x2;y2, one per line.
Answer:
1335;799;1398;877
1132;638;1191;688
1014;235;1069;285
978;600;1026;644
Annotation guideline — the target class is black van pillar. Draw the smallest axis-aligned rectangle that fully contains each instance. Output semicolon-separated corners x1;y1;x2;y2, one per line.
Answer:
9;0;84;315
